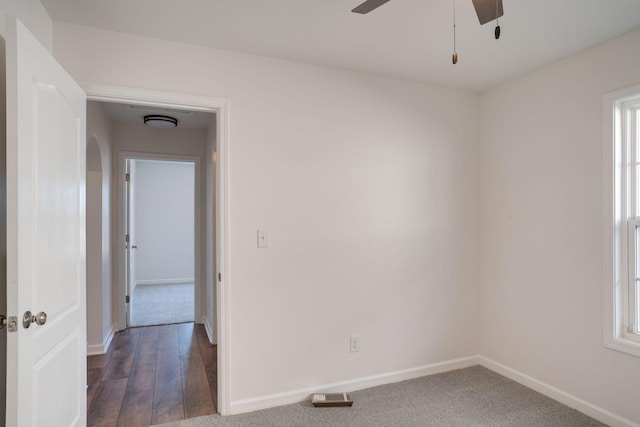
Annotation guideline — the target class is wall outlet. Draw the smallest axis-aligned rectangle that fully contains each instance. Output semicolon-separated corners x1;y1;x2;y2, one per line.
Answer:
350;335;360;353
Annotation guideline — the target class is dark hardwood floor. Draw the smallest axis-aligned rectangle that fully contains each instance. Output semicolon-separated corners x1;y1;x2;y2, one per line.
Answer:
87;322;217;426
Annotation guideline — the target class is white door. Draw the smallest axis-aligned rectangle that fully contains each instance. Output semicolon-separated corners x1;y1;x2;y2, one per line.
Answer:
125;159;134;327
5;17;87;426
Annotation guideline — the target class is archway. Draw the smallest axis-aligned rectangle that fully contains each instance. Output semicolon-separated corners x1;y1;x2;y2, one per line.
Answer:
86;135;105;353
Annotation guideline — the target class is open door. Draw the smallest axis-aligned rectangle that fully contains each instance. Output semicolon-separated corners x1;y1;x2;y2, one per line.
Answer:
124;157;196;327
5;17;87;426
124;158;133;327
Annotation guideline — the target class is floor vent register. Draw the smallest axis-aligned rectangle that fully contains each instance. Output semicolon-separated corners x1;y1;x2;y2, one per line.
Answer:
310;393;354;407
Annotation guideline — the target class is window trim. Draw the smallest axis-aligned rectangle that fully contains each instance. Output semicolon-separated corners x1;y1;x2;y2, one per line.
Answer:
603;83;640;358
627;219;640;340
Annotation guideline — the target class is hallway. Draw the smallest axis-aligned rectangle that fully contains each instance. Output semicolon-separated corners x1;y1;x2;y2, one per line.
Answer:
87;323;217;426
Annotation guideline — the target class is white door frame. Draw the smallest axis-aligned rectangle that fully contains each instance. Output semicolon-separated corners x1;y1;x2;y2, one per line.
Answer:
120;153;201;327
82;83;231;415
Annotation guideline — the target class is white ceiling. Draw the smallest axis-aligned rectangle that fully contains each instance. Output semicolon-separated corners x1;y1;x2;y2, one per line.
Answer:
42;0;640;91
98;101;213;129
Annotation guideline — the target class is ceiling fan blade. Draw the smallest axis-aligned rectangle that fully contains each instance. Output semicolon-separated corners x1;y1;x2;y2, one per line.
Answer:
472;0;503;25
351;0;393;14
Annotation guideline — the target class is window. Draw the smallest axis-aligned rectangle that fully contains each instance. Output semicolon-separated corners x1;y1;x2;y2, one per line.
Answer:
604;84;640;357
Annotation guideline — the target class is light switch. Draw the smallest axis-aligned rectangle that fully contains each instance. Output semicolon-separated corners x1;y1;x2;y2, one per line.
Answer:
257;229;269;248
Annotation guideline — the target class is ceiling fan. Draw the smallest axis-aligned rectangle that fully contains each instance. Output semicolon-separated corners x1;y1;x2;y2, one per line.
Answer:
351;0;503;25
352;0;504;63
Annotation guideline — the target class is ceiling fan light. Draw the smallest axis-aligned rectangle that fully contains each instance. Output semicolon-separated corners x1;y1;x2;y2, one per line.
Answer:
143;115;178;128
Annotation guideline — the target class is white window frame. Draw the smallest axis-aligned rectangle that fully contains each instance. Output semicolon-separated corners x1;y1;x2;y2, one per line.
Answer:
603;83;640;357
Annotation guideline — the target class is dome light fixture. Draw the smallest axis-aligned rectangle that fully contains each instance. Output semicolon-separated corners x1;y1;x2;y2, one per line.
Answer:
144;114;178;128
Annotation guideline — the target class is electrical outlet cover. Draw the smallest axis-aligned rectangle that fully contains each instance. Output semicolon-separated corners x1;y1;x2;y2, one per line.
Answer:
350;335;360;353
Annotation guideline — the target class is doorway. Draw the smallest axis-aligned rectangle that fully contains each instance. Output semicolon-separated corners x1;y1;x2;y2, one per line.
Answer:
4;20;229;422
85;98;219;422
125;158;196;327
84;85;229;415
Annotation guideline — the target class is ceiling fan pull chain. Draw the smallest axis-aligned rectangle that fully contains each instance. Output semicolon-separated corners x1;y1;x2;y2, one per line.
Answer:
495;0;501;39
452;0;458;64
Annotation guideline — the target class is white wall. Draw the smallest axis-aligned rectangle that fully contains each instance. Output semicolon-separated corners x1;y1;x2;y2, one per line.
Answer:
112;122;207;159
86;101;114;353
132;159;195;284
86;138;102;350
479;29;640;423
53;23;481;405
0;0;52;52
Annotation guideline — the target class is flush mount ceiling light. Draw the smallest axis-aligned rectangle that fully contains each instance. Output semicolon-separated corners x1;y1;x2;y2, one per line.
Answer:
143;115;178;128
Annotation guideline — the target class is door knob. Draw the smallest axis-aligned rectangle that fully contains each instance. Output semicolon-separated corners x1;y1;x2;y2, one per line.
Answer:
0;315;6;330
23;311;47;328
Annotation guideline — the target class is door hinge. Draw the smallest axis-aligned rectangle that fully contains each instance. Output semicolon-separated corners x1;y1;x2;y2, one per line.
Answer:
125;295;130;304
125;173;130;182
218;272;222;282
125;234;129;243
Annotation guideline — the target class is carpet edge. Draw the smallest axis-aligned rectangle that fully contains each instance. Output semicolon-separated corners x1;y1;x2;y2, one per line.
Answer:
229;355;480;415
479;356;639;427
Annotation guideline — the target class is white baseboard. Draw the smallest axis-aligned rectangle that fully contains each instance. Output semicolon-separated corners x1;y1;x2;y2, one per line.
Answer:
87;325;115;356
203;316;216;345
478;356;640;427
229;355;480;415
87;344;103;356
135;278;194;286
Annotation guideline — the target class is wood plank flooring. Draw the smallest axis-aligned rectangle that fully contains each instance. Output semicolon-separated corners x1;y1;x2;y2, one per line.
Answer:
87;323;217;426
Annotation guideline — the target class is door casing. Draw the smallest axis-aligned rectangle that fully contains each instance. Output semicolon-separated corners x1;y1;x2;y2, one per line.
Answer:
121;154;200;327
83;83;231;415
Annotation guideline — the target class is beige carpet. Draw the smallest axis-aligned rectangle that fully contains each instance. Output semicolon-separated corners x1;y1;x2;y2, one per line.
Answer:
130;283;195;326
153;366;605;427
